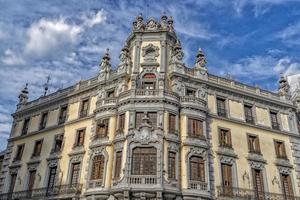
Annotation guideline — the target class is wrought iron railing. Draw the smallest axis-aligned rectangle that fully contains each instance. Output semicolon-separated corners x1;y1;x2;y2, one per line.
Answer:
217;186;300;200
0;183;82;200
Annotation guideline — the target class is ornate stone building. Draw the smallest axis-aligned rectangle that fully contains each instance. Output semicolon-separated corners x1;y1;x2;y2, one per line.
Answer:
0;14;300;200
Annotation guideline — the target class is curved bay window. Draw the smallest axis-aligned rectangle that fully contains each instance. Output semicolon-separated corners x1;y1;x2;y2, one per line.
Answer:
190;156;205;182
132;147;157;175
90;155;105;180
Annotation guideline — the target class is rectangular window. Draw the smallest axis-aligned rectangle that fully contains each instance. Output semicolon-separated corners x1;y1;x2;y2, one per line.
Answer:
75;129;85;147
9;173;17;192
28;170;36;191
14;144;25;161
168;152;176;180
52;134;63;152
274;140;287;159
169;114;176;134
39;112;48;130
107;90;115;97
248;135;260;154
70;163;81;185
132;147;157;175
219;128;232;147
281;174;294;198
135;112;144;128
32;140;43;157
21;118;30;135
80;99;89;118
47;166;57;188
142;82;155;90
252;169;265;199
217;98;227;117
221;163;233;196
114;151;122;179
186;89;195;97
58;105;68;124
148;112;157;128
96;119;109;139
118;114;125;132
244;105;254;124
270;111;280;130
188;118;204;138
190;156;205;182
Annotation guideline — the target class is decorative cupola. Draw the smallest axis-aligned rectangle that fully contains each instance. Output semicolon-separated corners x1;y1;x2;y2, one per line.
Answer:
17;83;29;109
98;48;111;81
278;73;291;100
194;48;208;80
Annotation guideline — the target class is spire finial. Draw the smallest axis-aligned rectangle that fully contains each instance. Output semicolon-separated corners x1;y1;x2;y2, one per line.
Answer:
195;48;207;68
17;83;29;109
44;75;51;96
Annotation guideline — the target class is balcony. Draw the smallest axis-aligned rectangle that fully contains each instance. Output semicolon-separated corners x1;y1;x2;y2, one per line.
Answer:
0;184;82;200
128;175;157;185
189;181;207;191
217;186;300;200
180;96;206;109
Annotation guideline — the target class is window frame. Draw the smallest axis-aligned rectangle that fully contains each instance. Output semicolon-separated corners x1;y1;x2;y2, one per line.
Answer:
187;118;204;139
189;156;205;182
168;113;177;134
14;144;25;161
114;151;122;179
74;128;85;147
58;105;68;125
270;111;280;130
131;147;157;176
216;97;227;117
79;98;90;118
95;119;109;139
21;118;30;135
168;151;176;180
218;127;232;148
32;139;43;157
90;155;105;181
39;112;48;130
274;140;287;159
247;134;261;154
244;104;254;124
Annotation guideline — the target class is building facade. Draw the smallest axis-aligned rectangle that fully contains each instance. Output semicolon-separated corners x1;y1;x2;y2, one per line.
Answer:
0;14;300;200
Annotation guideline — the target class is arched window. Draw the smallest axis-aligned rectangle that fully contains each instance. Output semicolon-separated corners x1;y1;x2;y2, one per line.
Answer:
190;156;205;182
90;155;105;180
132;147;157;175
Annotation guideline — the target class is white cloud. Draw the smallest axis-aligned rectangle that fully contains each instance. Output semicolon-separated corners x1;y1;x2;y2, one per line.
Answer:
1;49;25;65
24;17;82;58
82;10;107;28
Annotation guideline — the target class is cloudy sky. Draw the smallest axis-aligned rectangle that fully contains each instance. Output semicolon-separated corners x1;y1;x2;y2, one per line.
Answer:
0;0;300;151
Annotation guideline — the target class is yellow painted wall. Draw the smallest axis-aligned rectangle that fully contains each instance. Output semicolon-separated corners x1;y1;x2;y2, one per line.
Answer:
256;106;271;127
280;113;290;132
229;100;244;120
47;109;59;127
89;96;97;115
67;102;80;121
207;94;216;114
29;115;39;132
210;118;299;195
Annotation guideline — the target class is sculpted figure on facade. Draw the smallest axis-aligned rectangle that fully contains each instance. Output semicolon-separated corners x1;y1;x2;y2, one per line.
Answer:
118;42;131;73
99;48;111;80
171;79;185;96
132;13;145;31
194;48;207;69
278;74;291;99
17;83;29;109
167;16;174;32
160;13;168;29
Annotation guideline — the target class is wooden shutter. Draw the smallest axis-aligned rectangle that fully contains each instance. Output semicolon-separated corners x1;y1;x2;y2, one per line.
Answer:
47;167;57;188
169;114;176;133
281;174;294;197
28;170;36;191
222;164;233;196
77;129;85;146
114;152;122;178
70;163;80;184
132;147;156;175
135;112;143;128
254;137;260;153
148;112;157;127
252;169;264;199
91;155;104;180
168;152;176;179
9;174;17;192
190;156;205;182
119;114;125;131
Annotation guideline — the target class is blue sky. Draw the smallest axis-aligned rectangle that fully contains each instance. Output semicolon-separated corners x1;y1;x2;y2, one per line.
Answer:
0;0;300;151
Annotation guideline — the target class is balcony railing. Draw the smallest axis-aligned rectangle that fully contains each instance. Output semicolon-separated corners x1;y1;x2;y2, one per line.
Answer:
0;184;82;200
189;181;207;191
217;186;300;200
128;175;157;185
